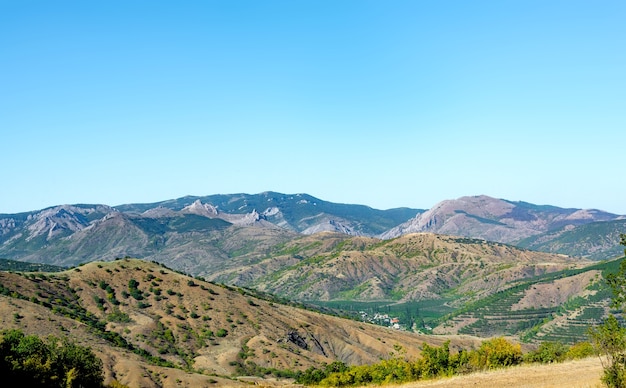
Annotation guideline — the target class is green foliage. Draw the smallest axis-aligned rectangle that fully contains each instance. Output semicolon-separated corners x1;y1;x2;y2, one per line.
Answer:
524;341;569;363
0;258;66;272
107;309;131;323
471;337;522;369
307;338;527;387
0;329;104;387
590;314;626;387
231;360;297;379
589;233;626;388
565;341;595;359
127;278;143;300
295;361;348;385
215;329;228;338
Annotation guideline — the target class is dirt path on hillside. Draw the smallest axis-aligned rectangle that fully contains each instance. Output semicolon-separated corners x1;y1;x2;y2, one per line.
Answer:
391;357;604;388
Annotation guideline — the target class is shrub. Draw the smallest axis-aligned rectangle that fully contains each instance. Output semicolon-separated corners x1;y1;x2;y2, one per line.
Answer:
419;341;454;378
216;329;228;338
524;341;569;363
471;337;522;369
590;314;626;388
565;342;595;359
0;329;104;387
107;309;131;323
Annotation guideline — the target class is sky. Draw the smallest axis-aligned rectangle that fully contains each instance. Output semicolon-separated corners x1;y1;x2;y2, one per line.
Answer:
1;1;625;214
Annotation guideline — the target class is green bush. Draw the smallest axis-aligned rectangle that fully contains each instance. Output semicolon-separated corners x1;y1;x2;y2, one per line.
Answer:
471;337;522;369
565;341;595;359
524;341;569;363
0;329;104;387
216;329;228;338
301;338;585;387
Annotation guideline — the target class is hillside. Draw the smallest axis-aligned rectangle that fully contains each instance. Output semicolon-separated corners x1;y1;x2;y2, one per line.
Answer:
431;256;626;344
209;232;587;305
0;258;480;387
207;232;625;345
516;219;626;260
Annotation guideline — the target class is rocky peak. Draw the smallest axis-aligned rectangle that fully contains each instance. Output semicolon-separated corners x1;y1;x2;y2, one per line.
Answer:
24;205;112;241
182;200;219;217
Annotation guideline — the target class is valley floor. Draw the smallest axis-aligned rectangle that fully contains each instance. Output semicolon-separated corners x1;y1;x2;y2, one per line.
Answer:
391;357;603;388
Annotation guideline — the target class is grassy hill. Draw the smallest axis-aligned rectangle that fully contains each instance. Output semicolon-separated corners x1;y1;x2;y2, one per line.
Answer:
210;232;587;304
202;231;625;346
0;258;479;387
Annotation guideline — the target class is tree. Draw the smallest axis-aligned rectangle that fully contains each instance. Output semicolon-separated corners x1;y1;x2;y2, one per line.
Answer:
0;329;104;387
589;233;626;387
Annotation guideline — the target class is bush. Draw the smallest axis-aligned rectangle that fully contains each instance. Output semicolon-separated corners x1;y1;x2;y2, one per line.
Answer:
524;341;569;363
565;342;595;359
471;337;522;369
216;329;228;338
0;329;104;387
590;314;626;388
296;361;347;385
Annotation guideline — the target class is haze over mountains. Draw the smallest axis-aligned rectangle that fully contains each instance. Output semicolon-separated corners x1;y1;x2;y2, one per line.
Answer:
0;192;623;268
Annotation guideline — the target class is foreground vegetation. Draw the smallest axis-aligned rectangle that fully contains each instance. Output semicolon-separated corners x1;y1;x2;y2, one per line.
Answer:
0;329;106;387
295;338;594;386
588;233;626;387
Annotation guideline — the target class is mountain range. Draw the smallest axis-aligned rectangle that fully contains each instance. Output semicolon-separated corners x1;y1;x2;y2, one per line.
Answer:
0;193;623;269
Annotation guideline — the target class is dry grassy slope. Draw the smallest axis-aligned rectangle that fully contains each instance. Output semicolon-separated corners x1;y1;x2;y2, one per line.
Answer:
0;259;484;387
391;357;603;388
214;233;587;303
0;274;243;387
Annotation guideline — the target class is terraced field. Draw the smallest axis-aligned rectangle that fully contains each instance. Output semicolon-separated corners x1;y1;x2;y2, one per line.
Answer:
434;257;624;344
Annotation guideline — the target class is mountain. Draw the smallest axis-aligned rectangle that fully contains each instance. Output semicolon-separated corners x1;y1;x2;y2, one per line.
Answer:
0;192;421;267
208;232;588;304
1;193;623;270
381;195;624;260
0;258;477;387
115;191;421;235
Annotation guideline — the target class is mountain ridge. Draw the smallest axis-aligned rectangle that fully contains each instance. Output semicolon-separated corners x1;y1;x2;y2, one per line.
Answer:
0;192;623;268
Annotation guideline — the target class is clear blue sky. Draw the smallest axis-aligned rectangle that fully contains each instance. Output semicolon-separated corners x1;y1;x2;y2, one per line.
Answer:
1;1;625;214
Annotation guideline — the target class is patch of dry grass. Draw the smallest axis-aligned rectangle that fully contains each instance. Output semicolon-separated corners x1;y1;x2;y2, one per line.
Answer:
388;357;603;388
